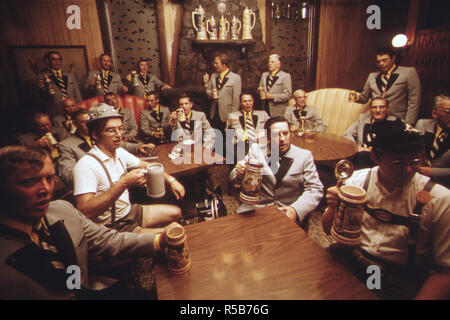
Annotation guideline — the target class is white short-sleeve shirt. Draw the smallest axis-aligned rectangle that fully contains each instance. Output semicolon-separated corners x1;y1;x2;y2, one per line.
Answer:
73;145;140;225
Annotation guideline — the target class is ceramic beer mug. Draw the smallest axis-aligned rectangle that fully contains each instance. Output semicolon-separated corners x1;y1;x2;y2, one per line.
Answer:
145;163;165;198
219;15;230;40
239;160;263;204
242;7;256;40
166;222;192;275
231;16;241;40
206;16;218;40
192;5;207;40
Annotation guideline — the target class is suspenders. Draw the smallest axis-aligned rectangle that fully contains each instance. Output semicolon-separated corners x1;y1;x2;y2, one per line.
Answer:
362;169;435;268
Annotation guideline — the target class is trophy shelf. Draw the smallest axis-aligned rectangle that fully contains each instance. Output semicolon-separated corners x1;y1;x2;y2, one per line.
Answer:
192;39;256;57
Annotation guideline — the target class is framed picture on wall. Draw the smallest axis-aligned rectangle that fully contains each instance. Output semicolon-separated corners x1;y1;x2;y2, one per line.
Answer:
10;45;88;100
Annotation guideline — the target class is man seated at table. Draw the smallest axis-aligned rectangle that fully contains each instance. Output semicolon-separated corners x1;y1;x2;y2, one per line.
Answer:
344;97;398;169
226;92;269;162
73;103;185;233
0;145;169;299
415;94;449;189
57;109;155;187
51;97;79;135
322;120;450;300
104;92;138;142
230;116;323;229
140;91;171;144
169;93;215;150
284;89;327;133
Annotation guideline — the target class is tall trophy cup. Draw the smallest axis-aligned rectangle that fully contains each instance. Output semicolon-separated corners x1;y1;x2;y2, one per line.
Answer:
192;5;208;40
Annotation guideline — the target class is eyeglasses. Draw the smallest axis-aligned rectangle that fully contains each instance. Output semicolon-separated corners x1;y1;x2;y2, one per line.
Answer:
435;108;450;115
104;127;124;136
389;158;423;168
50;57;62;61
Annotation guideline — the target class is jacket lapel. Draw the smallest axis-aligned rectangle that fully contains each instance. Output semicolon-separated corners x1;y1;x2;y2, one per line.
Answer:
385;72;399;92
275;156;294;186
49;220;78;268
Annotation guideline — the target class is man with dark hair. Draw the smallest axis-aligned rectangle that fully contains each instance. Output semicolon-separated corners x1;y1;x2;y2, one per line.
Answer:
140;91;171;144
353;47;421;125
0;145;168;299
38;51;83;117
258;54;292;117
126;59;171;98
104;92;138;142
230;116;323;228
169;94;215;149
85;53;128;97
204;53;242;132
322;120;450;299
73;103;184;233
416;94;449;188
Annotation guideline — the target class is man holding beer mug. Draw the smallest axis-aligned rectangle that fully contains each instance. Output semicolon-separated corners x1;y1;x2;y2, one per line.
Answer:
322;120;450;299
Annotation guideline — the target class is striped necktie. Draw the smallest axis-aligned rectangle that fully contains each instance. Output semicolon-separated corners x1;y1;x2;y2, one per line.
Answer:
429;129;448;160
245;112;256;142
35;220;66;272
381;73;389;96
102;70;110;93
54;70;68;99
140;73;150;97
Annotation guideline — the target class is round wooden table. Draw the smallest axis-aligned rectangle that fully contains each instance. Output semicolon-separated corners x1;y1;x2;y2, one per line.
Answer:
291;132;357;162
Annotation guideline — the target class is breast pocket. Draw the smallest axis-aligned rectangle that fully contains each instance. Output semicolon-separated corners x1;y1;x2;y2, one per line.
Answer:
286;171;304;184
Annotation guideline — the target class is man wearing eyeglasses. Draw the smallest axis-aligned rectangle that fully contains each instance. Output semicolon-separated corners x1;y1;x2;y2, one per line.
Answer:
416;94;449;188
38;51;83;117
322;120;450;299
73;103;185;234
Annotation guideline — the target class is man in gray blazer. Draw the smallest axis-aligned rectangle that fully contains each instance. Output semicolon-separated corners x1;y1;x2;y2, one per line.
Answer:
205;53;242;132
230;117;323;228
169;94;215;150
127;59;171;98
284;89;327;133
355;47;421;125
416;94;449;188
104;92;138;142
140;91;171;144
38;51;83;117
51;97;78;135
259;54;292;117
0;145;167;299
85;53;128;97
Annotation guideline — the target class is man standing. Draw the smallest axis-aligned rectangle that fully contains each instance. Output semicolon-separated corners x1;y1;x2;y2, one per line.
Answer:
230;117;323;228
38;51;83;117
169;94;215;150
259;54;292;117
85;53;128;97
73;104;184;232
284;89;327;133
322;120;450;299
416;94;449;188
226;93;269;161
51;97;79;135
127;60;171;98
205;53;242;132
104;92;138;142
140;91;171;144
354;47;421;125
0;145;168;299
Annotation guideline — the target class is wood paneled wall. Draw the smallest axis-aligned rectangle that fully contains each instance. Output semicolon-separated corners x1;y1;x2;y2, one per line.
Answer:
0;0;104;107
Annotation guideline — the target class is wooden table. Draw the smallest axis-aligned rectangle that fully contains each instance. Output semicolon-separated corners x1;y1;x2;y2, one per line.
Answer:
155;206;378;300
291;132;357;162
146;142;224;177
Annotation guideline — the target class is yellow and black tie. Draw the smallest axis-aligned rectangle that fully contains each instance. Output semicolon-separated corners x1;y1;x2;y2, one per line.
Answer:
102;70;110;93
245;112;256;142
54;70;68;99
429;130;448;160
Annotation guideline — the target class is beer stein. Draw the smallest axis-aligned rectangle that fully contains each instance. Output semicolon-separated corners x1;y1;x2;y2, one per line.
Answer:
43;74;55;95
131;71;140;87
258;86;266;100
206;16;218;40
145;163;165;198
203;73;210;87
212;88;218;100
176;108;186;123
231;16;241;40
218;15;230;40
192;5;207;40
166;222;192;275
239;160;263;204
156;127;166;144
242;7;256;40
45;132;58;146
95;73;103;90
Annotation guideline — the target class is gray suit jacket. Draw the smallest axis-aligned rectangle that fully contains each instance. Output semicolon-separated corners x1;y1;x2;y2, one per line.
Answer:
0;200;155;299
344;114;397;146
85;70;124;96
358;66;421;124
259;70;292;117
415;119;449;187
40;69;83;117
57;133;140;186
140;105;171;138
227;110;269;143
230;144;323;221
131;73;166;98
206;71;242;122
171;110;215;149
18;127;70;148
118;108;138;139
284;105;327;132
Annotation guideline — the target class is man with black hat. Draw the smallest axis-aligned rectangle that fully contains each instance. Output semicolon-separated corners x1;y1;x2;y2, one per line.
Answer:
73;103;185;233
322;120;450;299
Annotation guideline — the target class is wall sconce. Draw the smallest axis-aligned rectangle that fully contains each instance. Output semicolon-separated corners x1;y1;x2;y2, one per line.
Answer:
392;34;408;48
301;2;308;19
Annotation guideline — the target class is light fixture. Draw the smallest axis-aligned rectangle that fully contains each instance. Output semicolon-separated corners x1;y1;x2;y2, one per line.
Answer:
392;34;408;48
301;2;308;19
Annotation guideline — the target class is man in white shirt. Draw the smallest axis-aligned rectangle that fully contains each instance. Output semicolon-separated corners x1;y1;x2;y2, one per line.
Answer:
73;103;185;233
